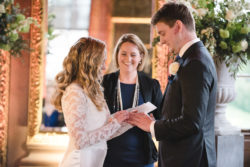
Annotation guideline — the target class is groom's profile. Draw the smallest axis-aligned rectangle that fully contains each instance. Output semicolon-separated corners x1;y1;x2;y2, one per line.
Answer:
128;2;217;167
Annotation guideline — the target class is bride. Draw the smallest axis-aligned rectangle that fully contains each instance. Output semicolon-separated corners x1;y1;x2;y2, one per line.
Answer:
52;37;129;167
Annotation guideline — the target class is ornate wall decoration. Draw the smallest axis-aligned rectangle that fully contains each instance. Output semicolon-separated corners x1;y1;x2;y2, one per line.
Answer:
152;0;173;93
0;50;10;167
27;0;44;138
20;0;68;165
152;44;172;92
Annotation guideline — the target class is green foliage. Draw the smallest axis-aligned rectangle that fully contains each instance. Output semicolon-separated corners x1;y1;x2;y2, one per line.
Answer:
152;36;160;47
46;13;58;54
0;0;38;57
47;14;58;41
153;0;250;77
186;0;250;77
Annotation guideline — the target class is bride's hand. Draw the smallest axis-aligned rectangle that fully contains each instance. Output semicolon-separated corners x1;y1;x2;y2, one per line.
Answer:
113;110;129;124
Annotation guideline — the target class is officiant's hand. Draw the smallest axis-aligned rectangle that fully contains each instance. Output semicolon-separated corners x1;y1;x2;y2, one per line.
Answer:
113;110;129;124
127;111;153;132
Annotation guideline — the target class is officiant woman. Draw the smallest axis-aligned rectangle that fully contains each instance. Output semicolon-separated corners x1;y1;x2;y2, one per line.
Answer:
102;33;162;167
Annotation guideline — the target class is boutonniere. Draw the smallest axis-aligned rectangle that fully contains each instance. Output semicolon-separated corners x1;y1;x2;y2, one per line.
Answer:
168;56;183;84
168;59;183;84
169;62;180;76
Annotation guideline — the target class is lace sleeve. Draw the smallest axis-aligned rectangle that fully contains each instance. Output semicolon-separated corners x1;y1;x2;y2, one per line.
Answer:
62;86;121;149
109;115;133;139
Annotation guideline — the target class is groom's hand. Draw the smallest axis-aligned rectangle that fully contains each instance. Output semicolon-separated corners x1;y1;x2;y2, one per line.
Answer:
127;111;153;132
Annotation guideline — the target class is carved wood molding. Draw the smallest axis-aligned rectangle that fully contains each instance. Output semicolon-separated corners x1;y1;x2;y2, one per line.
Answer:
26;0;68;146
152;0;173;93
152;44;172;92
0;50;10;167
28;0;44;138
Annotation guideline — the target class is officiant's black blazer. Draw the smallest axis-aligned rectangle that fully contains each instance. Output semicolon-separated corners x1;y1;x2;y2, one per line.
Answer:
102;71;162;164
155;41;217;167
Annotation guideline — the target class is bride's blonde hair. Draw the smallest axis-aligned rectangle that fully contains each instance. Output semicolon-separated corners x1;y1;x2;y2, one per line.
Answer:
52;37;106;111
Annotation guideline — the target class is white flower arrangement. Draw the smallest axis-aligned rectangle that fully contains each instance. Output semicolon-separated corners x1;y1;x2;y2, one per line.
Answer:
174;0;250;77
169;62;180;75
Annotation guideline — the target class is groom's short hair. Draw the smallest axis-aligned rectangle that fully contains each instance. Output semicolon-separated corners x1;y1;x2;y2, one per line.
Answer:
151;2;195;31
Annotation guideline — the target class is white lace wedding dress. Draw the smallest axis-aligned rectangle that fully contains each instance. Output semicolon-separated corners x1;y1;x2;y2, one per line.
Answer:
59;83;123;167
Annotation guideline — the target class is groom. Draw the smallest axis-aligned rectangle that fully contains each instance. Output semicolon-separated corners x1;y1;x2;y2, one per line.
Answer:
128;2;217;167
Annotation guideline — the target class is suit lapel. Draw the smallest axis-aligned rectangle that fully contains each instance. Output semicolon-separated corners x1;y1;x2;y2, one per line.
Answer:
160;41;205;117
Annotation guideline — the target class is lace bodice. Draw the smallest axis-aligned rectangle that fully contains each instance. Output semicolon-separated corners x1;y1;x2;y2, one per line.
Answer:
61;83;121;149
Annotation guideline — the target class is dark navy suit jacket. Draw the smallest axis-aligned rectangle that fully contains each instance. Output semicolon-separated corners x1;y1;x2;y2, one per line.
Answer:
155;41;217;167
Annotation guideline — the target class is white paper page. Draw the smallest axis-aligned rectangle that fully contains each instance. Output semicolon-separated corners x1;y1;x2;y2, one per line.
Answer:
126;102;157;114
109;102;157;139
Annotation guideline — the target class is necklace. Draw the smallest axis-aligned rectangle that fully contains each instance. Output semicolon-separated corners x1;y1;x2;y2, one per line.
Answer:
116;76;139;111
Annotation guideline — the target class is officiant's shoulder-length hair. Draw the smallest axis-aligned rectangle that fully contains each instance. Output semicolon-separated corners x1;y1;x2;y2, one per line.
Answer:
52;37;106;111
107;33;148;73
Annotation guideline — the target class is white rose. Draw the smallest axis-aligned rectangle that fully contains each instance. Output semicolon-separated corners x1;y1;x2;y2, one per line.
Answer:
241;40;248;51
0;4;5;14
225;10;235;21
169;62;180;75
